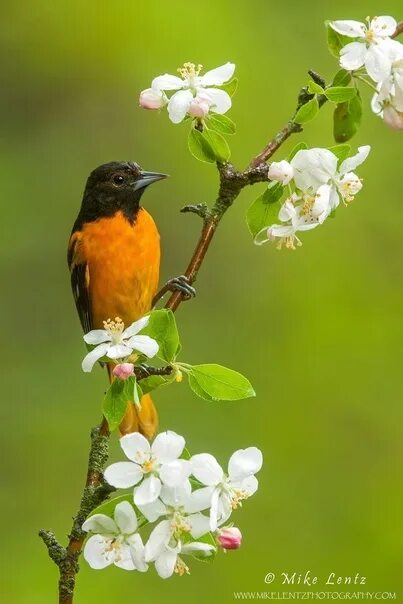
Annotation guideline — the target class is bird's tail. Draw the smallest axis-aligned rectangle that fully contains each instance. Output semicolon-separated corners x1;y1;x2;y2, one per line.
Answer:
107;364;158;439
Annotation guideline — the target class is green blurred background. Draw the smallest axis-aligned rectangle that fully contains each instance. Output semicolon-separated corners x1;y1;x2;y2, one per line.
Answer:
1;0;402;602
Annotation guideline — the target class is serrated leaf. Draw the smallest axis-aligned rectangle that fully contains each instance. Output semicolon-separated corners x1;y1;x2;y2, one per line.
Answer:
333;93;362;142
246;183;285;238
142;309;180;363
188;127;216;163
288;141;308;160
325;86;357;103
326;21;352;58
308;79;324;94
332;69;352;87
328;143;351;163
294;97;319;124
187;364;255;401
103;379;129;431
203;128;231;162
220;78;238;97
206;114;236;135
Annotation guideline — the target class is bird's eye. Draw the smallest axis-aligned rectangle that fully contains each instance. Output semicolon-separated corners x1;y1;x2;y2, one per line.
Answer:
112;174;125;186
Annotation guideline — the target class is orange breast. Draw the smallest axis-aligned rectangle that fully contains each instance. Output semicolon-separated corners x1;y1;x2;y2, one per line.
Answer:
80;209;160;329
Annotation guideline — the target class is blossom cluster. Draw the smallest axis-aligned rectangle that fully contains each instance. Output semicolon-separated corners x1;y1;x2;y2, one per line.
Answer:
330;16;403;129
82;430;263;578
257;145;370;250
139;62;235;123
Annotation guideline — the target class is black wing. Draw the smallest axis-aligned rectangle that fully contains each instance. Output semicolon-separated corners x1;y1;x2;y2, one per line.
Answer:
67;234;93;334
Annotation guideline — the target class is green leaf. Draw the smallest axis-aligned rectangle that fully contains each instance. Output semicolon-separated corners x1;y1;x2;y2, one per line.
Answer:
188;127;216;163
326;21;352;58
328;143;351;163
203;128;231;162
308;79;324;94
103;379;130;431
143;309;179;363
140;373;175;395
187;364;255;402
325;86;357;103
294;97;319;124
246;183;285;238
288;141;308;160
332;69;352;87
206;114;236;135
220;78;238;97
333;93;362;142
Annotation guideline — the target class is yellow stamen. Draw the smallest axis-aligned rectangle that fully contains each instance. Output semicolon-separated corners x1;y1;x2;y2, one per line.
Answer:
177;62;203;79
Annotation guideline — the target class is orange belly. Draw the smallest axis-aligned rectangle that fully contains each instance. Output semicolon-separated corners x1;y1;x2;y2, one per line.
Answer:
80;209;160;328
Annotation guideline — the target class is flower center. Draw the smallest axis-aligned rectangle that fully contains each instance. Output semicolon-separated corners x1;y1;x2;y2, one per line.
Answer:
178;62;203;80
300;194;315;215
277;235;302;251
229;487;250;510
141;457;157;474
365;29;375;43
169;510;192;538
338;177;363;203
103;317;125;344
174;557;190;576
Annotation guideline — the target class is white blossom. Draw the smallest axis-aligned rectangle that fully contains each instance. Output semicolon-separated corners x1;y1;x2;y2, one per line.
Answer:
190;447;263;531
82;501;147;571
268;160;294;185
146;534;215;579
82;315;158;372
104;431;191;506
139;62;235;123
330;16;397;81
255;187;331;250
371;42;403;128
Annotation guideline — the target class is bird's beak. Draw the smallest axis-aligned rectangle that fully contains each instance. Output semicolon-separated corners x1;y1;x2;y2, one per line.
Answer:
132;170;168;192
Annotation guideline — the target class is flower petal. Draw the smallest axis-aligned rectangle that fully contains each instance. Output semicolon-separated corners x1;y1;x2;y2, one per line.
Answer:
122;316;150;339
126;335;158;358
232;474;259;497
151;73;184;91
200;88;231;114
330;20;366;38
104;462;143;488
155;549;178;579
128;533;148;572
199;62;235;86
365;45;392;82
134;475;161;505
370;16;397;37
160;482;191;507
83;535;114;569
209;487;221;531
83;330;109;345
167;90;193;124
188;513;211;539
190;453;224;486
114;501;138;535
136;495;167;523
181;542;215;557
152;430;185;463
106;344;133;359
120;432;151;461
160;459;191;488
185;485;215;513
81;343;110;372
340;42;367;72
291;148;337;191
114;542;136;570
228;447;263;481
145;519;172;562
82;513;118;535
339;145;371;174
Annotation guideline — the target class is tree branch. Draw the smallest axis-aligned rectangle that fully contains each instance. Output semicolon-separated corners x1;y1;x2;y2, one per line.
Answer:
392;21;403;38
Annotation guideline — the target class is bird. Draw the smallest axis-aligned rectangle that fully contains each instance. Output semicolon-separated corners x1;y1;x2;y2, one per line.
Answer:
67;161;193;438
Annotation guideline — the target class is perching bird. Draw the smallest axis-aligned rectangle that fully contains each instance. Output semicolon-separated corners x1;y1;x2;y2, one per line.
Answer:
67;161;193;437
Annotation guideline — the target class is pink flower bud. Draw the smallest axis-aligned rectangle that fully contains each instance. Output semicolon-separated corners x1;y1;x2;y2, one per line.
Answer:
217;527;242;550
188;97;210;118
112;363;135;380
383;104;403;130
139;88;165;110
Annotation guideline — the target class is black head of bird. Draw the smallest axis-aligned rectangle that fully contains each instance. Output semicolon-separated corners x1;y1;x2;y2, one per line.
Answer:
74;161;167;227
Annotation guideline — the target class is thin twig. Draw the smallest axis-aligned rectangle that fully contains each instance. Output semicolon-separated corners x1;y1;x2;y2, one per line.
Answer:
392;21;403;38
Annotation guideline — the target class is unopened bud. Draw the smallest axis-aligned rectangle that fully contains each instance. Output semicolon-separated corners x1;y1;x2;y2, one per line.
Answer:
268;160;294;185
188;98;210;118
216;527;242;550
113;363;135;380
139;88;165;110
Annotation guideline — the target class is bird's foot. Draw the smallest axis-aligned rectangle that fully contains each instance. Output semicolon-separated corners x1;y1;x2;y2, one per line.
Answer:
152;275;196;306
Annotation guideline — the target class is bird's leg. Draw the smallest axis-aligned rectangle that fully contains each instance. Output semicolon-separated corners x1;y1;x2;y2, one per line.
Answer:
152;275;196;307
